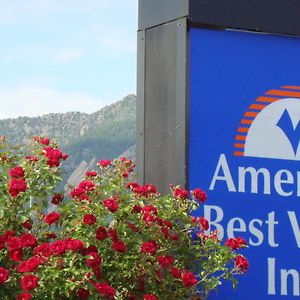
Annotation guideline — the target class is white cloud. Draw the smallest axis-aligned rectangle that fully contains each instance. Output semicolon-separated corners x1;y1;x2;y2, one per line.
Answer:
0;0;110;24
99;28;137;54
53;48;85;63
0;0;138;113
0;45;85;64
0;85;106;119
74;24;137;55
59;0;110;12
0;0;58;24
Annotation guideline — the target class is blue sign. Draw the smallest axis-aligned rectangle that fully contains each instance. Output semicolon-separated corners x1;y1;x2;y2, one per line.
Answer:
189;28;300;299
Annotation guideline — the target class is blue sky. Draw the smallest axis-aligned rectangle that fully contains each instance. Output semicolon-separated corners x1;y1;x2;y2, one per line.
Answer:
0;0;137;119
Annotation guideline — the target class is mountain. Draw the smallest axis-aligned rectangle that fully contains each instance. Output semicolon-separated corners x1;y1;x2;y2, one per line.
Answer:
0;94;137;187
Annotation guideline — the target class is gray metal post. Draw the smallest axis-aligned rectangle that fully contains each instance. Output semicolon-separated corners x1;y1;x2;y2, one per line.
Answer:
137;16;188;193
137;0;300;193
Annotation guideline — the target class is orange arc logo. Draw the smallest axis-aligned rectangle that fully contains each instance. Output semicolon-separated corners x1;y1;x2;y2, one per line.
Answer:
233;86;300;156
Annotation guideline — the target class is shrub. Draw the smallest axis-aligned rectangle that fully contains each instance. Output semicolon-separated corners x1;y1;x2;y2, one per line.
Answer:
0;137;248;299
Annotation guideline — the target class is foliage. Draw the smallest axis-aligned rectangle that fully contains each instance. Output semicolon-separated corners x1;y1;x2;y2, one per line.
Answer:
0;137;248;299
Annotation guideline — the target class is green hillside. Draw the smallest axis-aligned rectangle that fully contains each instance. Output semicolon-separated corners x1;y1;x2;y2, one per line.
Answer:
0;94;136;186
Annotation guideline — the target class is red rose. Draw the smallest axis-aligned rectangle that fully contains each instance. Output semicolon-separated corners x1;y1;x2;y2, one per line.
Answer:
86;252;102;268
145;184;157;194
225;237;247;250
44;212;61;225
4;230;16;241
8;178;27;197
97;160;111;168
169;232;179;241
0;236;5;249
145;184;156;196
133;184;157;197
126;182;139;190
96;227;108;240
225;238;239;250
171;267;182;279
21;220;32;230
18;261;31;273
9;249;23;261
66;239;85;251
18;256;41;273
141;241;156;256
51;194;64;205
70;187;86;199
28;255;41;268
83;245;98;255
17;292;32;300
83;214;97;225
79;194;91;202
141;205;158;225
47;158;61;168
93;266;103;280
94;282;116;298
181;272;198;287
236;237;247;247
108;228;119;241
128;223;140;233
161;227;169;238
62;153;69;160
119;157;133;164
191;188;207;203
21;274;39;290
199;217;209;231
144;294;158;300
111;240;126;253
79;180;95;191
20;233;37;248
235;255;249;273
163;220;173;228
77;287;90;299
0;267;9;285
4;230;16;240
43;147;63;167
157;255;174;269
142;213;154;225
9;166;25;178
69;187;91;202
132;205;142;213
173;188;189;199
142;205;158;215
50;240;66;255
85;171;98;177
7;237;22;251
40;137;50;145
102;198;118;213
34;243;51;258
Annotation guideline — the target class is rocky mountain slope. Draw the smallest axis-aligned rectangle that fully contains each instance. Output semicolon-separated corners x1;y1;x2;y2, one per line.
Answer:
0;94;137;187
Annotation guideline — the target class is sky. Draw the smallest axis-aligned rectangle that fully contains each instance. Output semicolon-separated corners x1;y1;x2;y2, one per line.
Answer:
0;0;138;119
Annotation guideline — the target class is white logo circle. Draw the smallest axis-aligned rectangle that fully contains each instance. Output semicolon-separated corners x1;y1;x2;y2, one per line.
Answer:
244;98;300;160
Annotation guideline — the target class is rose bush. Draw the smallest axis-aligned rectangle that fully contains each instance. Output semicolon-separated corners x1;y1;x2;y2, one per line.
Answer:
0;137;248;299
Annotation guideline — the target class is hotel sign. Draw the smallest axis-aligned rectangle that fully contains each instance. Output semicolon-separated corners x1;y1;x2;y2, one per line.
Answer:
189;28;300;299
